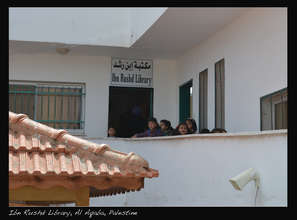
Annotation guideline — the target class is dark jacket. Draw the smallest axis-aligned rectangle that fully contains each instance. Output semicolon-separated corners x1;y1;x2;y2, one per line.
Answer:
162;128;174;136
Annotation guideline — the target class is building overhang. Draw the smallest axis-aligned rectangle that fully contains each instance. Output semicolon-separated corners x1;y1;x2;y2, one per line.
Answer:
9;8;250;59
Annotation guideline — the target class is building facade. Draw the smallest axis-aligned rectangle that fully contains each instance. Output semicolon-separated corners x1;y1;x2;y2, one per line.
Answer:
9;7;287;138
8;7;288;207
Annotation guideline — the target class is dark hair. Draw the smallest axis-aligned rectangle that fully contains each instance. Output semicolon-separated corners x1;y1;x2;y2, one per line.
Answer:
147;117;160;128
107;127;117;137
172;122;189;135
160;119;173;130
185;118;197;134
211;128;227;133
200;128;210;133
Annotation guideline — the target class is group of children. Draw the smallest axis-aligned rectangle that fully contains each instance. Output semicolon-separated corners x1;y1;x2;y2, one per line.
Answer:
108;117;227;138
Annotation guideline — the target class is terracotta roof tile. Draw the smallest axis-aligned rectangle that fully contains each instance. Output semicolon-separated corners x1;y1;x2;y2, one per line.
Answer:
9;112;158;197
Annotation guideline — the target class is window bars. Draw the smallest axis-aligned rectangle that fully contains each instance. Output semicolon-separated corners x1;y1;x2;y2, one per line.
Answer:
9;82;85;131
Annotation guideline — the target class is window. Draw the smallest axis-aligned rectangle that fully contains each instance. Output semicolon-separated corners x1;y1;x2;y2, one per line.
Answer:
260;88;287;131
215;59;225;129
199;69;208;131
9;81;85;133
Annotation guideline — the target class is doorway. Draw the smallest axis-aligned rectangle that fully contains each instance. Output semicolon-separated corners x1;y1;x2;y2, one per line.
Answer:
108;86;153;138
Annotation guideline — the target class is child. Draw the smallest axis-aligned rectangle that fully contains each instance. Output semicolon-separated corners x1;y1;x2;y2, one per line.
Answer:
107;127;117;137
160;119;174;136
185;118;197;134
132;118;164;138
172;122;189;136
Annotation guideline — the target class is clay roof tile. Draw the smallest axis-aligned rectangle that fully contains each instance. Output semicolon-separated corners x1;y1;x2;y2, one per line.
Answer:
9;111;159;197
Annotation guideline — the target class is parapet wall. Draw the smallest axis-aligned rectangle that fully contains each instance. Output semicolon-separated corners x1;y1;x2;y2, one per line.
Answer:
86;130;287;206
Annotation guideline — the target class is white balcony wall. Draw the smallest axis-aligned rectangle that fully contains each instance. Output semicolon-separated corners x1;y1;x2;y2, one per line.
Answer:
9;8;132;47
87;130;287;206
176;8;287;133
9;51;177;138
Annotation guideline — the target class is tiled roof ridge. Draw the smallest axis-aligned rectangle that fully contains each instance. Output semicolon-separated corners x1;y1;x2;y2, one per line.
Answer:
9;112;150;171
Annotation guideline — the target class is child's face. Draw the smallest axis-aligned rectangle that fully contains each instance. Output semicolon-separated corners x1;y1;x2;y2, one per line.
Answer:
148;121;157;130
186;120;192;129
179;124;188;135
160;122;168;131
108;128;116;136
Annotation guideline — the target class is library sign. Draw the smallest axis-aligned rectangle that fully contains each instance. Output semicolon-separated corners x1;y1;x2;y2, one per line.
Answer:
111;58;153;88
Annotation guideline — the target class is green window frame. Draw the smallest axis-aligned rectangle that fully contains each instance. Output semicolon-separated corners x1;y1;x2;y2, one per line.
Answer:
9;81;86;134
179;79;193;123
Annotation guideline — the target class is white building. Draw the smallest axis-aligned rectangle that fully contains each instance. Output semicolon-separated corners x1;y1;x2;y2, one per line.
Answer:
9;7;287;206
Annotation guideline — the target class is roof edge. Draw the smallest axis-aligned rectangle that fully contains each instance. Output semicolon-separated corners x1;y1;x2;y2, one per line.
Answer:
9;112;153;172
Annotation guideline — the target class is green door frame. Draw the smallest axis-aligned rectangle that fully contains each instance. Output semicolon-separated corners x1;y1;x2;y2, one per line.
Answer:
149;88;154;118
179;79;193;123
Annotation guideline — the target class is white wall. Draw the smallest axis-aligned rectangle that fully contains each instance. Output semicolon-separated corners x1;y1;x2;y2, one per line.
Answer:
153;59;178;127
9;8;132;47
9;51;177;138
9;7;167;48
176;8;287;132
88;130;287;206
9;52;110;137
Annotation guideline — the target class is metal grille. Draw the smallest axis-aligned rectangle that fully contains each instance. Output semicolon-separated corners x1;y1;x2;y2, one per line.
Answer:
9;82;85;130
